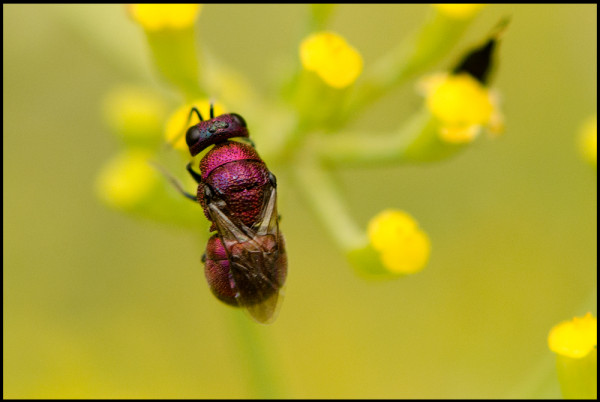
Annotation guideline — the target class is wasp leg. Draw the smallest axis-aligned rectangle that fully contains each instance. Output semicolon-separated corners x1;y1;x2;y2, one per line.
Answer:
150;161;197;201
166;176;197;202
180;190;197;202
186;162;203;184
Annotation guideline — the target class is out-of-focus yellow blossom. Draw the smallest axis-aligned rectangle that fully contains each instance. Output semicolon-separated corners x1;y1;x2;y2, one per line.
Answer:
165;100;227;152
549;312;597;359
367;210;431;274
420;72;498;143
128;4;202;31
579;115;597;167
95;150;159;209
103;86;168;146
433;4;485;19
300;31;363;89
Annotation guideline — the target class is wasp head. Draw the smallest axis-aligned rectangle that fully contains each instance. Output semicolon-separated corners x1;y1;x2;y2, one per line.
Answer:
186;113;249;156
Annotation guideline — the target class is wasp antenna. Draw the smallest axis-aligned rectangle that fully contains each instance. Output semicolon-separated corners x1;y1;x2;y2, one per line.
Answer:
190;106;203;122
149;161;197;202
209;102;215;119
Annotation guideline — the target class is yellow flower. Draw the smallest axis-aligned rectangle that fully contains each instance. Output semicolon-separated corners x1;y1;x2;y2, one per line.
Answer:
367;210;431;274
548;313;597;359
95;150;159;210
433;4;485;19
300;31;363;89
103;86;168;146
165;100;227;152
579;115;597;167
128;4;202;31
421;73;497;143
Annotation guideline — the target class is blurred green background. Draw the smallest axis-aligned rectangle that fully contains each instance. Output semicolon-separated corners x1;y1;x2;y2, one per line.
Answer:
3;4;596;398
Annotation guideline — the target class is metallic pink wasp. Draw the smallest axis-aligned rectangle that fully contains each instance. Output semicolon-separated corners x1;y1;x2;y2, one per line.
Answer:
177;106;287;324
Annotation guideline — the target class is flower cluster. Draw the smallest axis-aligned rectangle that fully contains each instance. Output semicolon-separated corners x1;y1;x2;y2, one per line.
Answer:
89;6;600;397
98;5;507;287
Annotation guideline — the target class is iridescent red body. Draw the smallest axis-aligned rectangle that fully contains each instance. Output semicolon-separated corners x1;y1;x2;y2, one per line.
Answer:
185;110;287;323
197;142;268;231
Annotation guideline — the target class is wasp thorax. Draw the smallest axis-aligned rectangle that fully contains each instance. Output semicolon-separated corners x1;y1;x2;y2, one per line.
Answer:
197;141;269;229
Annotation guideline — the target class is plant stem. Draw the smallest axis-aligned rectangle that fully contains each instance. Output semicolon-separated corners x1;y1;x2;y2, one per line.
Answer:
228;309;284;398
339;7;474;123
316;109;436;166
291;149;366;250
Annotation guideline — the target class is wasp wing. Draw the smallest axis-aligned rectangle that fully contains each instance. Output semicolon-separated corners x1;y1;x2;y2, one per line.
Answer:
206;178;285;324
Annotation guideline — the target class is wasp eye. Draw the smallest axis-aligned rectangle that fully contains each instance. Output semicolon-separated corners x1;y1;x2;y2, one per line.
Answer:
186;126;201;147
230;113;247;128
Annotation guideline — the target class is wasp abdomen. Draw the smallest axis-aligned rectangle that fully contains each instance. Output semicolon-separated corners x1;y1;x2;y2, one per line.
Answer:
204;235;238;306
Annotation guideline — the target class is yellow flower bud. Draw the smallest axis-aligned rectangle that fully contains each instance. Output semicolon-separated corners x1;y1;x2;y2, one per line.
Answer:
300;31;363;89
367;210;431;275
103;86;168;148
579;115;597;167
433;4;485;19
128;4;202;31
549;312;597;359
95;150;159;210
165;100;227;152
423;73;495;143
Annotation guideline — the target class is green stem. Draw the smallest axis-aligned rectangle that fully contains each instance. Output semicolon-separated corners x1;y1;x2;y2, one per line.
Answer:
556;350;597;399
316;108;466;168
146;27;205;99
340;8;475;122
228;309;284;398
308;4;337;31
316;109;431;166
291;149;365;250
